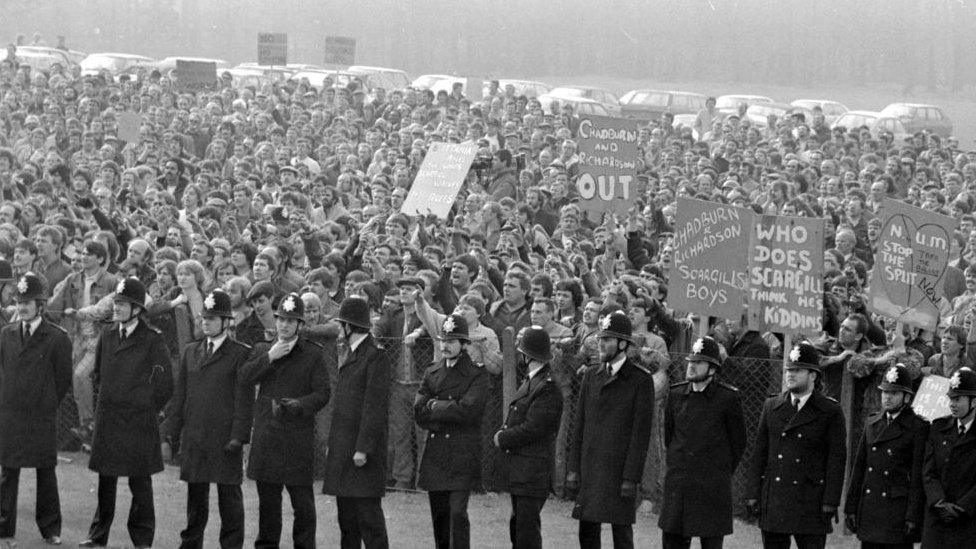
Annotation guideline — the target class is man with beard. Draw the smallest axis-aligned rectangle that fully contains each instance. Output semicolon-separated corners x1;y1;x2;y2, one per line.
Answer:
746;342;846;549
659;336;747;549
414;314;490;549
921;367;976;548
844;364;927;549
567;311;655;548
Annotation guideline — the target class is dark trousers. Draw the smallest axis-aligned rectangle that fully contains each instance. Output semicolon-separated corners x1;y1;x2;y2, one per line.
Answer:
861;543;913;549
179;482;244;549
86;475;154;547
428;490;470;549
661;531;724;549
0;466;61;539
760;531;826;549
578;520;634;549
509;495;546;549
336;496;389;549
255;482;315;549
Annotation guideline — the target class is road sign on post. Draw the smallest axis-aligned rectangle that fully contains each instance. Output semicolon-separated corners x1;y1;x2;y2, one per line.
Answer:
325;36;356;65
258;33;288;66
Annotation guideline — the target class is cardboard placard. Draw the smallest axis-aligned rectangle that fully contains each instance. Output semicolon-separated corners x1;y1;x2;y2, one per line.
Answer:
746;214;825;336
325;36;356;66
670;197;751;320
258;32;287;66
868;200;957;330
575;115;640;219
912;375;952;422
116;112;142;144
176;60;216;90
399;142;479;219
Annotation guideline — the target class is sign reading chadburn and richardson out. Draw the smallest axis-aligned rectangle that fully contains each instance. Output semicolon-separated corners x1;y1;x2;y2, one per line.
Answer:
575;115;640;218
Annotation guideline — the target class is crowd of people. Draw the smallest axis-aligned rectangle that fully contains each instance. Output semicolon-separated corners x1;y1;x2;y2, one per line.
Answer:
0;37;975;549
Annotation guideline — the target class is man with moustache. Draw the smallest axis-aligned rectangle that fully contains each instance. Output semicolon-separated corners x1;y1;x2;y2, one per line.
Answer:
746;342;847;549
844;364;927;549
659;336;747;549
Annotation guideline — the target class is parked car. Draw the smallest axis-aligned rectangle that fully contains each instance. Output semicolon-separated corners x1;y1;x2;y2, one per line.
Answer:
618;89;706;120
411;74;467;95
485;79;552;98
156;56;229;71
347;65;410;91
879;102;953;137
80;53;156;76
541;86;620;116
1;49;71;72
744;102;815;127
291;69;345;89
831;110;912;141
790;99;849;124
715;94;774;115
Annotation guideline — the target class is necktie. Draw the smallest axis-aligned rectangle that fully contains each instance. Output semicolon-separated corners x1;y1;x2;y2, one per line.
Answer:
961;425;967;438
22;322;29;340
119;328;126;342
605;363;612;376
792;397;800;414
886;414;893;427
207;341;215;357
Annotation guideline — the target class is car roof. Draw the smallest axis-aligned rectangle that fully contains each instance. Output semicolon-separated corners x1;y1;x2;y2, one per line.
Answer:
625;88;706;96
718;94;772;100
552;85;612;93
841;110;881;116
348;65;405;73
884;102;938;108
86;52;154;59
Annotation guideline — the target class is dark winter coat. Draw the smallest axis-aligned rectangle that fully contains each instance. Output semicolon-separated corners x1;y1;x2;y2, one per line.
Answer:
844;407;927;545
659;379;747;537
495;364;563;498
0;319;72;468
568;358;655;525
322;334;390;498
922;416;976;548
165;337;255;485
244;338;330;485
746;391;847;535
414;352;490;492
89;320;174;477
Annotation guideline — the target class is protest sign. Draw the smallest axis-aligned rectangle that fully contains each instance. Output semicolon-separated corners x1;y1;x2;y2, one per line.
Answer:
399;142;478;219
670;197;752;320
325;36;356;65
176;60;216;90
912;375;952;422
116;112;142;144
258;32;287;66
574;115;640;218
747;214;824;336
868;200;957;331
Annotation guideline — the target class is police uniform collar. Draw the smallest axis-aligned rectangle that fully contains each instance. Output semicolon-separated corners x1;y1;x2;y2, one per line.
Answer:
207;332;228;353
120;318;139;338
22;315;42;335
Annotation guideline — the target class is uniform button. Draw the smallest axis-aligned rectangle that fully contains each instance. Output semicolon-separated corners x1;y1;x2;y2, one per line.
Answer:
795;458;800;463
797;433;803;438
868;467;873;472
430;433;436;438
778;454;783;459
781;432;786;437
445;434;450;439
866;489;871;494
882;492;887;497
883;471;889;476
792;480;798;485
774;477;780;482
871;446;877;451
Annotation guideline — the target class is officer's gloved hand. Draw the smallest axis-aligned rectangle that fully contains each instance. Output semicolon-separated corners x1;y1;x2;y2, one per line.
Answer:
620;480;637;499
429;399;452;412
224;439;242;454
904;520;918;538
565;472;580;496
844;514;857;533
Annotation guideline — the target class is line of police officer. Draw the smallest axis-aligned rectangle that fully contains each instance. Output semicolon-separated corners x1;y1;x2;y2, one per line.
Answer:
0;273;975;548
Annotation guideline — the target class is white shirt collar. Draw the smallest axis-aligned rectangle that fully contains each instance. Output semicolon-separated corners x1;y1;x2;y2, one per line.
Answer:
120;318;139;338
608;354;626;376
348;332;368;353
23;316;42;334
207;333;228;353
791;391;813;411
527;364;545;379
959;415;975;433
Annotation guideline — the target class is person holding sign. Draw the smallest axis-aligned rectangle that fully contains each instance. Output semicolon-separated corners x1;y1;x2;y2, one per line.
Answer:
745;342;846;549
921;367;976;548
844;364;928;548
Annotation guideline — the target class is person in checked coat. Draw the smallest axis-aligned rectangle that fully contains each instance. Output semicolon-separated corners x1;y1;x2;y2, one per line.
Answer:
921;366;976;548
844;363;928;549
746;342;847;549
414;313;490;549
322;296;391;549
81;277;174;549
165;288;254;549
493;325;563;549
567;310;655;549
0;273;72;547
659;336;747;549
243;292;330;549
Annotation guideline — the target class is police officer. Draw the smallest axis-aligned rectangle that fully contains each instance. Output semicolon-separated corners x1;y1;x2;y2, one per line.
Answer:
746;342;847;549
493;326;563;549
0;273;72;547
567;311;655;549
659;336;747;549
322;296;391;549
243;292;330;549
165;288;254;549
414;314;490;549
921;367;976;548
81;277;174;549
844;363;927;549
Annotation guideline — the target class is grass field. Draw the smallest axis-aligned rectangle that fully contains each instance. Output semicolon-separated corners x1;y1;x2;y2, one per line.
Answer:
0;453;867;548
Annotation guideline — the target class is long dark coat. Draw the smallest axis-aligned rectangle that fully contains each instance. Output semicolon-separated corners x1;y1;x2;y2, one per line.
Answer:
414;352;490;492
568;358;655;525
244;338;330;486
0;319;72;468
746;392;847;535
659;380;747;537
922;416;976;548
495;364;563;498
844;407;927;545
89;320;174;477
322;334;390;498
165;337;255;485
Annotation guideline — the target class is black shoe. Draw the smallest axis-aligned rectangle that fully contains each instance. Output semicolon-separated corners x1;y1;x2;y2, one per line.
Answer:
78;540;105;547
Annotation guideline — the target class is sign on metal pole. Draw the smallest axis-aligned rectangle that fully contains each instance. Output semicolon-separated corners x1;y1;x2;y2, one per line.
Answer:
258;33;288;66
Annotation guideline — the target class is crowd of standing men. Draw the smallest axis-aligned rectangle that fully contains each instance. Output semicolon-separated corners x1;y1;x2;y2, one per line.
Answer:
0;33;975;549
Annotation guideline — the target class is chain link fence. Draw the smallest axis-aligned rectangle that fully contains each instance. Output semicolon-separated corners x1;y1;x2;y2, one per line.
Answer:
54;332;784;512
